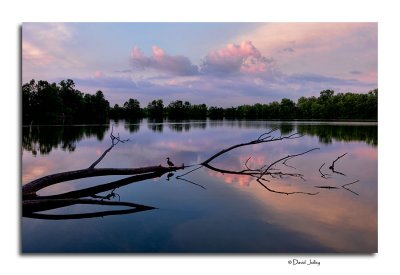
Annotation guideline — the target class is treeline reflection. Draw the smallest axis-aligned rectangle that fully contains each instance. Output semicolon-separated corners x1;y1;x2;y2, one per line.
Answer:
22;124;110;156
296;124;377;146
22;120;377;155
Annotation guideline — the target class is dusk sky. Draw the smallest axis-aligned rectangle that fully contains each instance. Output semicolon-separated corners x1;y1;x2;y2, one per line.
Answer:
22;22;377;107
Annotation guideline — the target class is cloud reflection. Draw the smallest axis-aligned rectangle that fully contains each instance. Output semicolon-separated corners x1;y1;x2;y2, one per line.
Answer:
22;120;377;252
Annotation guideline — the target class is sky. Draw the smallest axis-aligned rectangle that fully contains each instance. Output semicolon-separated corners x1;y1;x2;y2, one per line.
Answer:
22;22;377;107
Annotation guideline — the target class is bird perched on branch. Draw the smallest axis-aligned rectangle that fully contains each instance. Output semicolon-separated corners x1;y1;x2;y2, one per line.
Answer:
166;157;175;167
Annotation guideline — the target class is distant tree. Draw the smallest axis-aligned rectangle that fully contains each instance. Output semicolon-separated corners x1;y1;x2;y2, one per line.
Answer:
59;79;84;120
109;104;123;118
268;101;280;119
280;98;296;119
208;106;224;119
82;90;110;121
167;100;185;119
147;99;164;118
191;103;208;118
123;98;142;119
22;79;37;123
319;89;334;102
35;80;63;121
22;79;378;123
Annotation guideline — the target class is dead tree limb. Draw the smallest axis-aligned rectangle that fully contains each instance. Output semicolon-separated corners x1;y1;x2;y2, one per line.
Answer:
341;180;360;195
314;185;339;189
318;163;331;179
282;157;297;170
29;171;166;201
200;129;303;165
22;165;181;199
314;180;360;195
257;178;319;196
259;148;320;178
23;198;155;220
22;124;187;199
23;128;360;221
329;153;347;176
88;125;129;169
177;131;320;196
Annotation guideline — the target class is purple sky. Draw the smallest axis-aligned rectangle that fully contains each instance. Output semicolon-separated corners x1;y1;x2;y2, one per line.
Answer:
22;22;377;107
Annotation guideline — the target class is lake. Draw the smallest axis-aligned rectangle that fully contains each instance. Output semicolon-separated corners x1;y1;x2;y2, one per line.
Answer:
21;119;377;253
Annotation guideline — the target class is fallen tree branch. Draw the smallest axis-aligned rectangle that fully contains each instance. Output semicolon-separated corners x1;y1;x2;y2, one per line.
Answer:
342;180;360;196
257;178;319;196
88;125;129;169
329;153;347;176
22;165;181;198
318;163;331;179
259;148;320;178
195;140;319;195
200;129;303;165
23;128;360;220
29;171;167;201
23;198;155;220
314;180;360;195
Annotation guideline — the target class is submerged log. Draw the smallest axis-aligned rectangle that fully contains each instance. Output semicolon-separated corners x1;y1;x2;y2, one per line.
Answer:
22;165;183;199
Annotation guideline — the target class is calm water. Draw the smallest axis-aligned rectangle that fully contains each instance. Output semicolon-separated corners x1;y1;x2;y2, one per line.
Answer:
21;120;377;253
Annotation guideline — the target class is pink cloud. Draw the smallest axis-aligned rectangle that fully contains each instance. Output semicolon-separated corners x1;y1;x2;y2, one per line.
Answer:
208;41;261;59
94;71;105;78
130;45;198;76
23;23;81;69
236;23;377;81
167;79;178;86
208;171;253;187
240;23;375;55
352;147;377;161
201;41;272;74
22;41;54;66
152;46;165;59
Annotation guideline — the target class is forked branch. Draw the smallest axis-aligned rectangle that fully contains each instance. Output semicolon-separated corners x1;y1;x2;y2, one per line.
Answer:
88;125;129;169
178;131;320;196
329;152;347;176
201;129;303;165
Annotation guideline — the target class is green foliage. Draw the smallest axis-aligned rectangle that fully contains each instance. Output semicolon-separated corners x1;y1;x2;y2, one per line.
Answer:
146;99;164;118
23;79;378;123
123;98;142;119
166;100;208;119
22;124;109;156
22;79;110;124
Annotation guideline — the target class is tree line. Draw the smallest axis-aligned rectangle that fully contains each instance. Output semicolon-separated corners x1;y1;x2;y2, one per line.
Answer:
22;79;377;124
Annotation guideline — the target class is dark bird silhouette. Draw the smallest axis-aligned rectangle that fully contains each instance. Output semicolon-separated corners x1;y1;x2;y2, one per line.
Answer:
166;172;174;181
166;157;175;167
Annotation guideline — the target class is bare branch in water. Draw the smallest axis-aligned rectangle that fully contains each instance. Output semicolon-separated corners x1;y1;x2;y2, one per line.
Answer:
342;180;360;196
201;129;304;166
314;180;360;195
177;132;320;196
23;129;361;220
257;179;319;196
260;148;320;177
282;156;297;170
318;163;332;179
89;125;129;169
329;153;348;176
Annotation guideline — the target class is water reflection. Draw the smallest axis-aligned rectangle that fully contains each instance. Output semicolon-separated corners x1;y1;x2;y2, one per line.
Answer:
148;118;164;132
22;124;109;156
297;123;377;146
22;120;377;252
23;120;377;157
124;119;142;133
23;172;163;220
